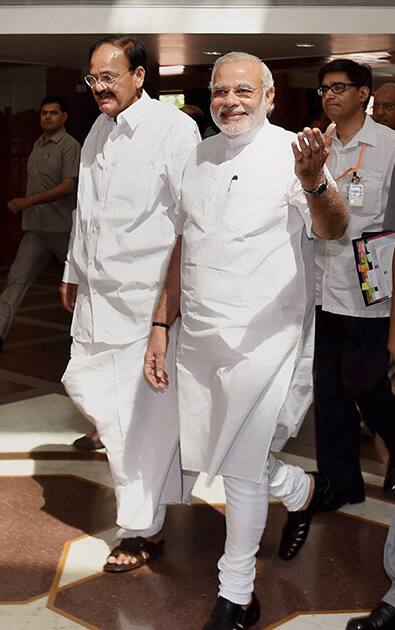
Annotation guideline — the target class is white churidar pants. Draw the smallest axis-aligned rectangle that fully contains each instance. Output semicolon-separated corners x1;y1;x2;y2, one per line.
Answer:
219;454;310;605
62;325;194;540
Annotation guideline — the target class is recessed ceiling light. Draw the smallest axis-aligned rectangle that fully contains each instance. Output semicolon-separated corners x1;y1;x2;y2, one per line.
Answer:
203;51;222;56
159;65;185;76
296;43;315;48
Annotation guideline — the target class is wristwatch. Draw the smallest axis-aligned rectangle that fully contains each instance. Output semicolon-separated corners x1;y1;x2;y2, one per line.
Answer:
302;178;329;197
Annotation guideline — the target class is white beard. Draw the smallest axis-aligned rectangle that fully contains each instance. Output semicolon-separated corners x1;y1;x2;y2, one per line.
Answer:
211;98;267;138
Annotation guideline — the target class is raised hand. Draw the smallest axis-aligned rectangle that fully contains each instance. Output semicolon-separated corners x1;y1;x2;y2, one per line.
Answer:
292;122;335;188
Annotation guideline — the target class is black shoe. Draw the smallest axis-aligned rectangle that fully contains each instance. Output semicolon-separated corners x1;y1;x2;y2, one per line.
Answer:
383;461;395;498
73;433;105;451
317;488;365;512
278;472;330;561
203;593;260;629
346;601;395;629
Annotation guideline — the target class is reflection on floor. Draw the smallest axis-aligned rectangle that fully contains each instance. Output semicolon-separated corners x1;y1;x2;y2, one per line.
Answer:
0;265;393;629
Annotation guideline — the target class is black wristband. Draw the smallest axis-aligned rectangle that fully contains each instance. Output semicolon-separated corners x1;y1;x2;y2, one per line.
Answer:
302;178;328;197
152;321;170;330
389;359;395;381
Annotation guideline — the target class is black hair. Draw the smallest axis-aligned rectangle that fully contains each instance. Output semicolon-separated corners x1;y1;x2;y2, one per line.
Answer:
89;35;148;72
40;96;68;112
318;59;372;104
180;105;207;135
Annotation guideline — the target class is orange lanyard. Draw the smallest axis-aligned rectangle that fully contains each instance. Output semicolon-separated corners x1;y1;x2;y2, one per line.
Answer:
335;143;367;182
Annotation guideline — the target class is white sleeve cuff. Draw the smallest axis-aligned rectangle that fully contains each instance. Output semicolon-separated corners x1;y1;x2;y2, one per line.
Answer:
62;261;80;284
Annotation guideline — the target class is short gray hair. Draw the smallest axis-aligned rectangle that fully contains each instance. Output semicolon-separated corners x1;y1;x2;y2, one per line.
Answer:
375;82;395;95
209;51;274;91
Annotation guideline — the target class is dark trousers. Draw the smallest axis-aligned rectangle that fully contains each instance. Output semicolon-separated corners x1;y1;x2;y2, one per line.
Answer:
314;306;395;495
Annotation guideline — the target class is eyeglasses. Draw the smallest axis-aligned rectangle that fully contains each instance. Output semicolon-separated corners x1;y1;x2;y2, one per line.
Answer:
211;85;263;100
83;68;131;89
372;102;395;112
317;82;356;96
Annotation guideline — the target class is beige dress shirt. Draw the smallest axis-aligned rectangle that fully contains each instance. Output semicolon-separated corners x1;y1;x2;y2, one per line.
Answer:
23;128;80;233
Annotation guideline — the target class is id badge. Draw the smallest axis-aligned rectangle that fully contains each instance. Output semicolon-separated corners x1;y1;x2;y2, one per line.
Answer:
348;182;364;207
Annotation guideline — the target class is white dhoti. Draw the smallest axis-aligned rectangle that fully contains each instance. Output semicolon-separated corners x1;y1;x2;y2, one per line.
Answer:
62;325;193;536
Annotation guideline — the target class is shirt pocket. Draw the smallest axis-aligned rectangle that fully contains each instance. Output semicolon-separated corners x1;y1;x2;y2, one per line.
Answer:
37;149;61;181
349;168;384;222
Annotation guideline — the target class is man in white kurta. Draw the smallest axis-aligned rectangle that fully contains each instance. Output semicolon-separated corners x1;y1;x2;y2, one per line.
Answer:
145;52;348;629
60;35;199;571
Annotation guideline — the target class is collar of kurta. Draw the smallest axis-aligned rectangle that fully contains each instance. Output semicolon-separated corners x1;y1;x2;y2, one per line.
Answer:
333;114;378;149
109;89;150;130
222;118;269;149
38;127;66;146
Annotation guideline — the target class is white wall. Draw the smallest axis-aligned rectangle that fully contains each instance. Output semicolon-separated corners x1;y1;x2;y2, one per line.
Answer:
1;5;395;35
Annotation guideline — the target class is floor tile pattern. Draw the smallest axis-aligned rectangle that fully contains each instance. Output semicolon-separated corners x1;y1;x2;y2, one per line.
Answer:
0;266;393;629
0;476;115;602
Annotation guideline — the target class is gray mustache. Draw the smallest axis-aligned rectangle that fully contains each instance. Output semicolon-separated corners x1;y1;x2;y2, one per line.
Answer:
95;90;114;99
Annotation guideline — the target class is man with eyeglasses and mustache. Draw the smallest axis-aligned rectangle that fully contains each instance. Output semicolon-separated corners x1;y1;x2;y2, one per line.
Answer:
144;51;347;629
60;35;200;573
312;59;395;521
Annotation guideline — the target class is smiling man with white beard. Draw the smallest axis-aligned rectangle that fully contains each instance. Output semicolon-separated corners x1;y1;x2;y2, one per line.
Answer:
144;51;348;629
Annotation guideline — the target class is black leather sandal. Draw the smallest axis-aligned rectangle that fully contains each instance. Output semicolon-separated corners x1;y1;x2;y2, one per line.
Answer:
278;471;330;561
103;536;164;573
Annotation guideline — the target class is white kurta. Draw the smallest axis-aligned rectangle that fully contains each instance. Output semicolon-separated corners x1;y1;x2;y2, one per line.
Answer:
177;120;316;484
63;90;200;344
62;91;200;530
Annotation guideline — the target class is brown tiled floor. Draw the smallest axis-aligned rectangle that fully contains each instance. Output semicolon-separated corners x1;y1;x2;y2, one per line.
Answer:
53;504;389;630
0;337;72;383
0;476;116;602
0;264;393;629
20;305;72;326
0;264;71;397
6;320;68;343
0;378;31;396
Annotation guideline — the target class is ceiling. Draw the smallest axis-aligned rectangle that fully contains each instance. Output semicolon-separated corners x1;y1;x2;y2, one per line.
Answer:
1;1;395;90
1;33;395;90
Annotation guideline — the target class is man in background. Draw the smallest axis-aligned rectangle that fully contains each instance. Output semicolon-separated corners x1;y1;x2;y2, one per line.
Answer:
372;82;395;130
0;96;80;352
346;252;395;630
313;59;395;511
345;83;395;630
